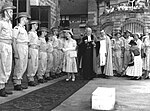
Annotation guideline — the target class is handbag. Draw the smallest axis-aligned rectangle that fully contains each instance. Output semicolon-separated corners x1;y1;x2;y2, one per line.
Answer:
131;47;140;56
69;51;77;57
141;49;146;58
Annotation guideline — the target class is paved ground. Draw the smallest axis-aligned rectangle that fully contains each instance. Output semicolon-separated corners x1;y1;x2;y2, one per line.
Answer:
1;76;150;111
53;77;150;111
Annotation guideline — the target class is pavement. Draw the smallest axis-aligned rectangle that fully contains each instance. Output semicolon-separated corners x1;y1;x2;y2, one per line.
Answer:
1;76;150;111
52;77;150;111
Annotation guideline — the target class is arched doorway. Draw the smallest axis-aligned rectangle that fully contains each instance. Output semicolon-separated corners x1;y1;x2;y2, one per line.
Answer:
122;19;145;34
100;22;114;35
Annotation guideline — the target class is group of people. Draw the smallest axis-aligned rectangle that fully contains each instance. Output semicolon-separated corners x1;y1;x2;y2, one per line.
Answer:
78;27;150;82
1;2;150;98
0;3;78;97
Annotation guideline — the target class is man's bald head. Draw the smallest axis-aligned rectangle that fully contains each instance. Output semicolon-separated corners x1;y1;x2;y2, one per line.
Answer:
85;27;92;36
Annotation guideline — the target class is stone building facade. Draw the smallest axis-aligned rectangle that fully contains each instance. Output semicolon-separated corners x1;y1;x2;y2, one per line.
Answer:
0;0;60;28
98;0;150;35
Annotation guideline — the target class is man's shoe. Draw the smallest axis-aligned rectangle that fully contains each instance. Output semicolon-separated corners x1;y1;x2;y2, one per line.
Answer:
14;85;22;91
45;77;52;81
28;81;37;86
0;88;8;97
38;79;44;83
21;85;28;89
5;90;13;95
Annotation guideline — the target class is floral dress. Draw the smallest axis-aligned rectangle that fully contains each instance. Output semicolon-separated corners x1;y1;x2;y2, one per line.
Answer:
62;39;77;73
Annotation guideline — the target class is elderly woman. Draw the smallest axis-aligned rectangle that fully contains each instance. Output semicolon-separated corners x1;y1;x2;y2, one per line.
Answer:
112;32;123;76
62;31;77;81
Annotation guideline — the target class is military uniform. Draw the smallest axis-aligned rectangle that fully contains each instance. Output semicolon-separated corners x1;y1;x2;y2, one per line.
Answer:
12;12;31;90
0;3;16;97
37;27;48;83
27;20;40;86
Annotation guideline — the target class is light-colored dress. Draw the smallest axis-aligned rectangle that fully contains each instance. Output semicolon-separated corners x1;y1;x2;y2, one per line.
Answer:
62;39;77;73
126;39;143;77
112;38;123;74
143;37;150;71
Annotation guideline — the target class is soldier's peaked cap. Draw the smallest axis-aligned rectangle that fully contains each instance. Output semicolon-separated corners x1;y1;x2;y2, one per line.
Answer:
1;3;16;11
29;20;41;24
39;27;49;32
15;12;31;19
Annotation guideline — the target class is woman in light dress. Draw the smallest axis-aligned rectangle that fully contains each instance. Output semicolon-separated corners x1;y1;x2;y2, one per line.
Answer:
112;32;123;76
126;34;143;80
143;33;150;79
62;31;77;81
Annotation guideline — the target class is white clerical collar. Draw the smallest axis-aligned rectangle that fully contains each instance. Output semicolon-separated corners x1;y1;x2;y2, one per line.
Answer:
87;35;91;42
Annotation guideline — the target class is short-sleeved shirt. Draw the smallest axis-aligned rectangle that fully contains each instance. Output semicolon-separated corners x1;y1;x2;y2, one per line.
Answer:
0;18;12;40
47;41;53;53
28;31;39;46
39;37;47;52
13;24;29;43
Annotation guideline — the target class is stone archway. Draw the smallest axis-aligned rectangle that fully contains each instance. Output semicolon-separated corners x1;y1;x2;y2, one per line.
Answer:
122;19;145;34
100;22;114;35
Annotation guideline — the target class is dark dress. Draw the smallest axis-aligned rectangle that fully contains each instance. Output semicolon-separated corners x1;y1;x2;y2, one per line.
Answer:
80;35;99;80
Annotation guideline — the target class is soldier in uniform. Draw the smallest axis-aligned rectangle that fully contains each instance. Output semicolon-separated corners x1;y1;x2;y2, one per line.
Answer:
37;27;48;83
12;12;31;91
0;3;16;97
27;20;40;86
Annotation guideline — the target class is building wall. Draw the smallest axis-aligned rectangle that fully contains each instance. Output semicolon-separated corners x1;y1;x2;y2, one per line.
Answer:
87;0;97;26
31;0;60;28
99;0;150;35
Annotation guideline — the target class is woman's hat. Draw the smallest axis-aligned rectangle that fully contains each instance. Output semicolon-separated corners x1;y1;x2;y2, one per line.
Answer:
39;27;49;32
129;40;137;45
29;20;41;25
15;12;31;19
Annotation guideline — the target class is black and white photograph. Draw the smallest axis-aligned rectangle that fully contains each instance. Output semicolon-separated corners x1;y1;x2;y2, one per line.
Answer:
0;0;150;111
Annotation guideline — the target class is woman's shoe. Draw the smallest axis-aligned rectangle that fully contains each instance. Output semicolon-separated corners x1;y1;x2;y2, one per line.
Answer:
66;76;71;81
72;78;75;82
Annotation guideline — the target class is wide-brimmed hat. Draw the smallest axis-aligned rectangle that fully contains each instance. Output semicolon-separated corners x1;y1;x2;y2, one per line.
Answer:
51;27;58;31
15;12;31;19
29;20;41;25
1;3;16;12
39;27;49;32
63;28;73;36
129;40;137;45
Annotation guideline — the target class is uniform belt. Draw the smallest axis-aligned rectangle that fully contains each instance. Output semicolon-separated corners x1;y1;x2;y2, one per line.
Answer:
40;49;47;52
47;51;53;53
30;45;39;49
17;42;28;45
0;39;12;44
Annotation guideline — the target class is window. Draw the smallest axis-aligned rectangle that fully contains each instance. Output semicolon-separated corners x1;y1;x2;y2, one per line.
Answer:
13;0;29;27
31;6;51;29
128;0;136;7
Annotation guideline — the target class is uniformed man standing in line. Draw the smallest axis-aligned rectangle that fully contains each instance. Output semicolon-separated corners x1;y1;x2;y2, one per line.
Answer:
27;20;40;86
12;12;31;91
37;27;48;83
0;3;16;97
